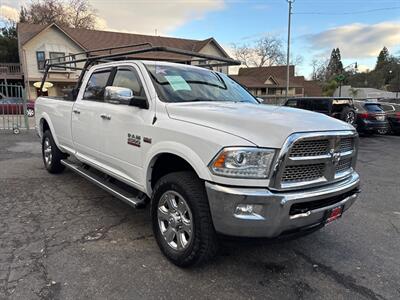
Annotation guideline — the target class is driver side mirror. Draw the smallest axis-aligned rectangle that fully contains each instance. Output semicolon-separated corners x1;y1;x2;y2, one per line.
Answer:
104;86;148;109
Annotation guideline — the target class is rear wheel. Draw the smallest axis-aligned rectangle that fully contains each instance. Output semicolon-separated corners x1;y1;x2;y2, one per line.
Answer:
151;171;218;267
341;107;356;125
42;130;66;174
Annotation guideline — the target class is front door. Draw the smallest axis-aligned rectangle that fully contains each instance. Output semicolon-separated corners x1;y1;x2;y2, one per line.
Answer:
72;67;112;165
101;64;153;187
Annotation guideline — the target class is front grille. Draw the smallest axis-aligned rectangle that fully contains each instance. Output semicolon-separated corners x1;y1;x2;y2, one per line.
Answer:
335;157;352;174
282;163;325;183
340;138;354;152
271;132;358;190
289;139;329;157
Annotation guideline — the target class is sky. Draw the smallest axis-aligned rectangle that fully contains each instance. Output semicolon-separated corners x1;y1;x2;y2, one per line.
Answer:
1;0;400;78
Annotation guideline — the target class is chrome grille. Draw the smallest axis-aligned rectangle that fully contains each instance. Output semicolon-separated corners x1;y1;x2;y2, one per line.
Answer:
270;131;358;190
340;138;354;152
282;163;325;183
335;157;352;174
289;139;329;157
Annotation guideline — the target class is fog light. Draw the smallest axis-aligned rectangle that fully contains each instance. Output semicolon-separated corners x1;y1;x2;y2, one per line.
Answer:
234;204;264;220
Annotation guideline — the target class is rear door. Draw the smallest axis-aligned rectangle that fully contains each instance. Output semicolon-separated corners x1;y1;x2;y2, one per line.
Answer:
72;67;112;165
311;99;331;115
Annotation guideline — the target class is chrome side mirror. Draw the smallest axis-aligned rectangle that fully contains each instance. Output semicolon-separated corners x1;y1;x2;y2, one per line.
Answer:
104;86;148;109
104;86;133;105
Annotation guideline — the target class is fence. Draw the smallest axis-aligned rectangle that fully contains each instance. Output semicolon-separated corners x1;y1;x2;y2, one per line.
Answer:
0;83;29;133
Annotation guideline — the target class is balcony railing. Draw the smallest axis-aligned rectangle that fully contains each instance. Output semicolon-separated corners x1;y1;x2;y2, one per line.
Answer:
0;63;22;78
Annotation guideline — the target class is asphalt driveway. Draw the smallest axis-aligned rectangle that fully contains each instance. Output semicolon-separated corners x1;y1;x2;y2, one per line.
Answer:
0;131;399;299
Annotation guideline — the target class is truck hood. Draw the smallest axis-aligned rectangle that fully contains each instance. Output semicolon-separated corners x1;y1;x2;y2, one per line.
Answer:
166;102;354;148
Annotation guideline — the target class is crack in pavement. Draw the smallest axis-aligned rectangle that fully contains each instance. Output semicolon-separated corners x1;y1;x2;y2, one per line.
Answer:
294;250;386;300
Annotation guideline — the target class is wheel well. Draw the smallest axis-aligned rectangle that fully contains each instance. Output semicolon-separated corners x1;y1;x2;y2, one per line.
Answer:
151;154;197;188
41;118;50;134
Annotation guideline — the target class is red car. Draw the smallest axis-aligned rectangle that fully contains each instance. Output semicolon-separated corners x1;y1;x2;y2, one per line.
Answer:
0;93;35;117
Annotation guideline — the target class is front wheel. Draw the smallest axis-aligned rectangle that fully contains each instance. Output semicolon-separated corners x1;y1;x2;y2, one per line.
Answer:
341;107;356;125
151;171;218;267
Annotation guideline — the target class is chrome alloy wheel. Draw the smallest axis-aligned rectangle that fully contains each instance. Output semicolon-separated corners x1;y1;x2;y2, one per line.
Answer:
157;191;193;251
43;137;52;167
27;108;34;117
346;111;356;125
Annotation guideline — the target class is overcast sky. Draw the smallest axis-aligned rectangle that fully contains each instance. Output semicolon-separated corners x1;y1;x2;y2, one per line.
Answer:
1;0;399;77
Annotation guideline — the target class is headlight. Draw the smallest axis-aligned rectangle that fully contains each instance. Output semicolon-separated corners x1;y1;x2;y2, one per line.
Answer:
209;147;276;179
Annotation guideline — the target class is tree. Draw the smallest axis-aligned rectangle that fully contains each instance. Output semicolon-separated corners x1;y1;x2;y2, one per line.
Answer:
322;79;338;96
20;0;97;29
0;21;19;62
375;46;390;70
231;36;302;68
310;58;328;81
325;48;343;79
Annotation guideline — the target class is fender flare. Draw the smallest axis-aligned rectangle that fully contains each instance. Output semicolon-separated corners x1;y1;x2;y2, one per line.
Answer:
39;113;61;148
144;141;212;195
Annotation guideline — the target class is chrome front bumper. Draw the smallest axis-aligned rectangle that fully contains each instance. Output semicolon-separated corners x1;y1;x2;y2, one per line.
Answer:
205;172;360;238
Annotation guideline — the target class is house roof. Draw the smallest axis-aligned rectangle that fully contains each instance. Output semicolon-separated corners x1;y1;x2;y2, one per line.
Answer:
17;23;230;62
233;66;322;96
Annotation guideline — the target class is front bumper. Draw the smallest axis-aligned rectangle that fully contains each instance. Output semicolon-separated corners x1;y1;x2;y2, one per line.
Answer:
205;172;360;238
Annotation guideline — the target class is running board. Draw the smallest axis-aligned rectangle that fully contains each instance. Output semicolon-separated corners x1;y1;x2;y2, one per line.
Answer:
61;159;147;208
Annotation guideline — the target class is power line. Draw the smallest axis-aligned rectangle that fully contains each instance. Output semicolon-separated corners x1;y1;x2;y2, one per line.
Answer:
294;6;400;15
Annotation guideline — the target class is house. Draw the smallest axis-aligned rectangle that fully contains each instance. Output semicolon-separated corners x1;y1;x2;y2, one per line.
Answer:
231;65;322;104
17;23;231;100
333;85;398;100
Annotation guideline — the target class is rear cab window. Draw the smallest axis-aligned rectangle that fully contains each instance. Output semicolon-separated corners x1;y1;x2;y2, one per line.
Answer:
364;104;383;113
83;69;112;101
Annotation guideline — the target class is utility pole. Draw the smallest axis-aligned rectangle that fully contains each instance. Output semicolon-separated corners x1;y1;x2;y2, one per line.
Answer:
285;0;294;99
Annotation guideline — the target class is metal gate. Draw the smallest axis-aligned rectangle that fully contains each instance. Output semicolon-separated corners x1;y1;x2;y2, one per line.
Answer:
0;83;29;133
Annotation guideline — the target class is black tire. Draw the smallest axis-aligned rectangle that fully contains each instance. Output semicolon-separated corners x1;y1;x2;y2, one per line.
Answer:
151;171;218;267
340;106;356;125
42;130;66;174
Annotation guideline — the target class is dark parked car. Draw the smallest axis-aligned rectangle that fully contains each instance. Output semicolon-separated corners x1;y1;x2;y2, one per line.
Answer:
0;93;35;117
379;102;400;134
283;97;356;125
354;101;389;134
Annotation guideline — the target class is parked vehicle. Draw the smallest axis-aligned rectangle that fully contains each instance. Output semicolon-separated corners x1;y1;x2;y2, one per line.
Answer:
35;46;360;267
354;101;389;134
0;93;35;117
379;102;400;134
283;97;357;125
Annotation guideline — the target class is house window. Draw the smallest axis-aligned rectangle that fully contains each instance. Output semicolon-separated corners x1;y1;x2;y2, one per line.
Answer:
36;51;45;70
68;53;76;69
268;88;276;95
49;52;66;70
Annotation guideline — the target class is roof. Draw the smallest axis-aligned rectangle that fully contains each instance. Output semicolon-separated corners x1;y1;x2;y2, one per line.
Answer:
17;23;230;62
232;65;322;96
238;65;295;78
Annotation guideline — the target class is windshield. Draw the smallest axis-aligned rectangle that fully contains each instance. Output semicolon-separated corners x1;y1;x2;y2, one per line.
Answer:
146;64;258;104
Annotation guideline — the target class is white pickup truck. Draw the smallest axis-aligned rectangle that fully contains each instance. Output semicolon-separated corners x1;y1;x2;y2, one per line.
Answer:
35;55;360;267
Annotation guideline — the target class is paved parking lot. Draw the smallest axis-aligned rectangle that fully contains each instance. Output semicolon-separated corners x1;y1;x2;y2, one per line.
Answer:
0;131;399;300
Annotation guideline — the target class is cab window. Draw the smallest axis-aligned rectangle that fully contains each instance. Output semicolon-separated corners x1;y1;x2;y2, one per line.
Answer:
112;68;145;97
83;69;112;101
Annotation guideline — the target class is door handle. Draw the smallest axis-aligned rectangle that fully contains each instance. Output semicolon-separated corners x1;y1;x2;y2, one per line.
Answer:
73;109;81;114
100;113;111;120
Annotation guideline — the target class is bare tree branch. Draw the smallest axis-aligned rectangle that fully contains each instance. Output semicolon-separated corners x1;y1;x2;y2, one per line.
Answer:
20;0;98;29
